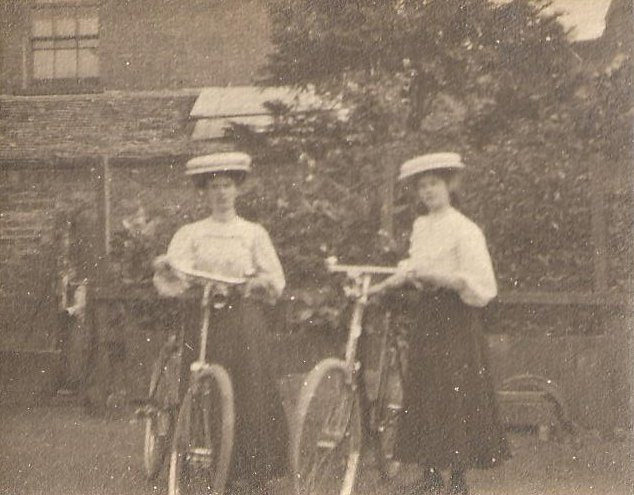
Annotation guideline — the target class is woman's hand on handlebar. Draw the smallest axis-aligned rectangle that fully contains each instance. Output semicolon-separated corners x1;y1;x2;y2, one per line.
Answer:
368;271;410;298
367;281;387;297
153;255;184;282
152;255;193;283
152;255;191;298
244;276;274;301
152;254;171;272
410;267;465;292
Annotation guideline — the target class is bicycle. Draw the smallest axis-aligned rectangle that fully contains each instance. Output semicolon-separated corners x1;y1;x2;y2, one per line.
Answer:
140;329;182;482
290;258;406;495
138;263;245;495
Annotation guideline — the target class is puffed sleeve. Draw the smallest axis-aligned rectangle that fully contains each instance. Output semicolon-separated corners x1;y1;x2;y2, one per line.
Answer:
166;225;196;271
395;217;423;276
153;226;194;297
252;224;286;299
455;226;497;307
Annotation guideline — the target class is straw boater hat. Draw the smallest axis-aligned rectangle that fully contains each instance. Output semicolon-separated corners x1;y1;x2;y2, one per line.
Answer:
398;152;465;181
185;152;252;176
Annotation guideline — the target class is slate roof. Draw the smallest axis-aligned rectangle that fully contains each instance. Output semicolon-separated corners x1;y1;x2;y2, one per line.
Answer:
0;90;201;163
0;86;341;163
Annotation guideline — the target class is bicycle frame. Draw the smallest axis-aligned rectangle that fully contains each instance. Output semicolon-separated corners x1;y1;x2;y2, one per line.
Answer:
166;265;246;495
291;259;402;495
325;259;397;379
170;264;246;370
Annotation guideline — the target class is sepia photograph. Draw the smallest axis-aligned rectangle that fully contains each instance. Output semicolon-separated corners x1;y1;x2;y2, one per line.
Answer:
0;1;632;494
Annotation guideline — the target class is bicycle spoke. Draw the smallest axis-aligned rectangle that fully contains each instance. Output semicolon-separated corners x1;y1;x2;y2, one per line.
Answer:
169;367;234;495
304;445;358;493
374;350;404;480
144;349;179;481
304;431;348;490
201;389;214;457
304;446;332;489
300;396;358;493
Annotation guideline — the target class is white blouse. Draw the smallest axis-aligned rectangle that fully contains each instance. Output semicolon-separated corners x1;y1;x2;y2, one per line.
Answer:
158;216;285;299
397;207;497;307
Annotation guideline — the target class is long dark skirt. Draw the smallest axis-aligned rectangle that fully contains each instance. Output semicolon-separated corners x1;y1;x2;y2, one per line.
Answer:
180;296;289;484
390;288;509;470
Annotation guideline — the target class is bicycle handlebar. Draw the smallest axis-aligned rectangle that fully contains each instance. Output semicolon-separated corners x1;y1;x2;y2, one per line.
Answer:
325;257;397;278
167;260;247;286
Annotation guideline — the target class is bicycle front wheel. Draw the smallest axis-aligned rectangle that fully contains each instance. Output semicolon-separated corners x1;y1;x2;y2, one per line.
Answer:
292;358;362;495
144;344;180;481
168;364;234;495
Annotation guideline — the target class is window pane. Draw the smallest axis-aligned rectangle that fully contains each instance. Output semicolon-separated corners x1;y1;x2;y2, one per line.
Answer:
30;5;100;83
32;14;53;37
78;9;99;35
54;16;76;37
33;40;55;49
54;49;77;78
54;39;77;49
33;50;54;79
78;38;98;49
78;48;99;77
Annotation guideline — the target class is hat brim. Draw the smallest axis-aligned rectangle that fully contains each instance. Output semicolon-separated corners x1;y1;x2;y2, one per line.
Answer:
185;165;250;176
185;152;252;176
398;163;464;181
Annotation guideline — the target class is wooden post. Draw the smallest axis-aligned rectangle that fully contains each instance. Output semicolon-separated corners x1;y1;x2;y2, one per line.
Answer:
589;159;608;293
21;36;28;91
92;156;112;283
103;156;112;255
380;161;395;237
380;144;399;238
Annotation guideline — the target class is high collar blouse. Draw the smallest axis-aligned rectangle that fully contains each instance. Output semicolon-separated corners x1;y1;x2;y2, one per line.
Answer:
398;207;497;307
164;216;285;299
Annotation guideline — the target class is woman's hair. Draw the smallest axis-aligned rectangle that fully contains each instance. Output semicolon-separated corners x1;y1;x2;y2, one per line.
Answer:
412;168;462;214
425;168;458;184
191;170;247;190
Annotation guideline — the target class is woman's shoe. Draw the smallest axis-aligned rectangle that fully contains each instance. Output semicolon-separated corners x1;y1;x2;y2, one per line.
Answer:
448;470;469;495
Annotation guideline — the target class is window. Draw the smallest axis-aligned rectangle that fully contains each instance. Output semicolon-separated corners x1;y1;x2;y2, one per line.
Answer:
31;2;99;82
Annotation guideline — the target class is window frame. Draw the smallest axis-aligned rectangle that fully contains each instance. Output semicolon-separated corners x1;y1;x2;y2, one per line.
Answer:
27;1;101;94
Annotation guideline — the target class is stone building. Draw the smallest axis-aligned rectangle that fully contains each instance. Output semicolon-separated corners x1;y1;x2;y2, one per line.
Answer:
0;0;272;295
0;0;277;401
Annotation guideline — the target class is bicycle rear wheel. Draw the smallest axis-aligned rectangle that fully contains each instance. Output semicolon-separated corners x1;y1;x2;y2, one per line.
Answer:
373;345;404;480
144;343;180;481
292;358;362;495
168;364;234;495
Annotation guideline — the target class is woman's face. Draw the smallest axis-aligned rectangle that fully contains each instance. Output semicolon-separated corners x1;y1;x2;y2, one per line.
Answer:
207;174;238;212
416;172;452;212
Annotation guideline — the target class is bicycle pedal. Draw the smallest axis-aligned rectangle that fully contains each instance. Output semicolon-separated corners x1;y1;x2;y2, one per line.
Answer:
190;361;211;373
187;448;214;469
316;439;337;449
134;404;158;418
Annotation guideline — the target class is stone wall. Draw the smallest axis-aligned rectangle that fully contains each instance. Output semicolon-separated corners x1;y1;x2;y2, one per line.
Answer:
0;166;95;349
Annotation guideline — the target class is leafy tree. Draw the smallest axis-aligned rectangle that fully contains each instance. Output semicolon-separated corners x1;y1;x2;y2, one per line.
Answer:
265;0;579;144
245;0;598;294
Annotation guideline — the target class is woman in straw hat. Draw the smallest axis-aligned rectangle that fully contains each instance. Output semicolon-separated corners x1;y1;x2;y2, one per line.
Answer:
369;153;509;495
153;152;288;494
